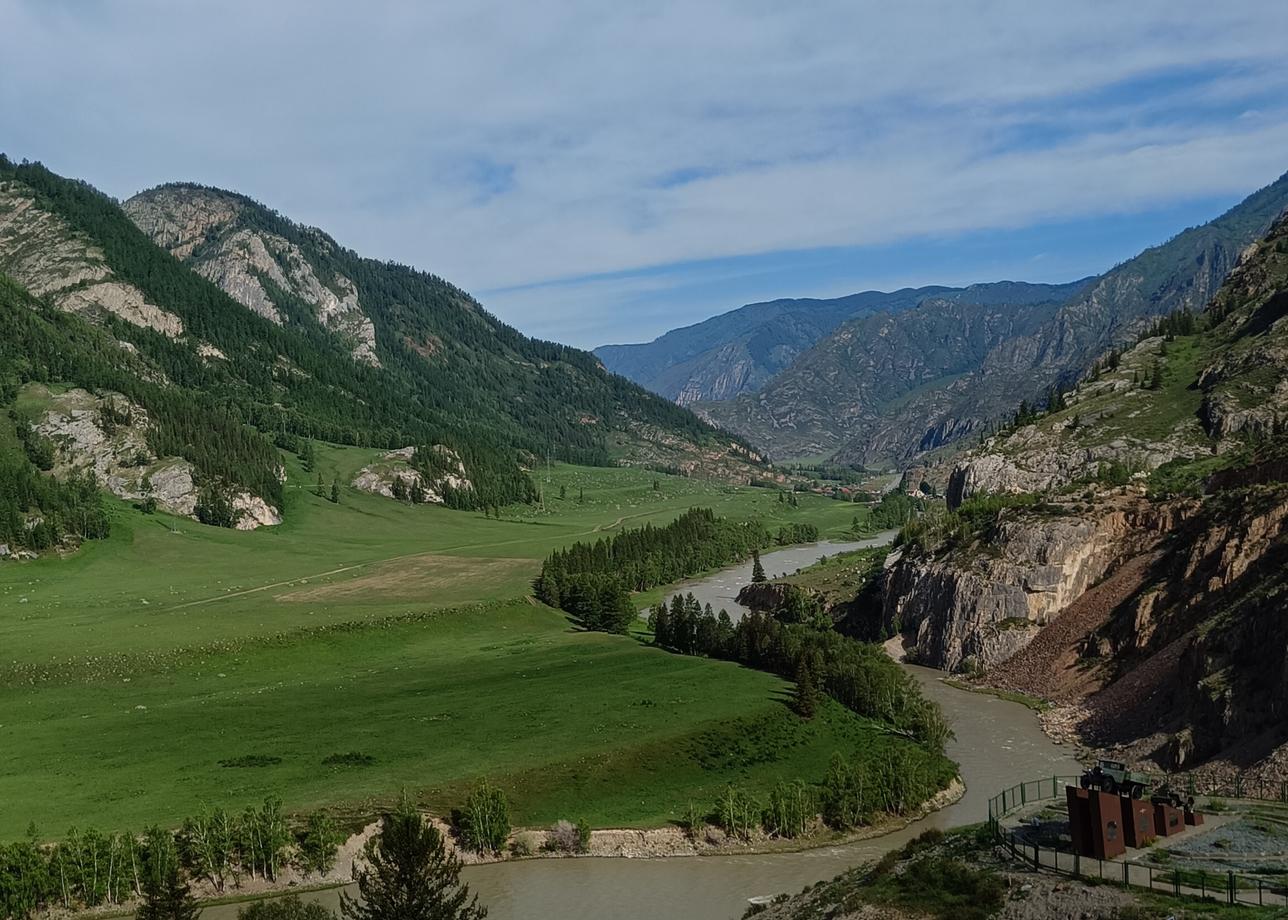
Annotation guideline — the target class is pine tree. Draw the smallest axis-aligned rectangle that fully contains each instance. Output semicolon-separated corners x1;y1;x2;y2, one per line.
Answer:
135;865;198;920
330;480;340;504
558;485;567;501
315;474;325;498
793;658;819;720
340;804;485;920
751;549;766;584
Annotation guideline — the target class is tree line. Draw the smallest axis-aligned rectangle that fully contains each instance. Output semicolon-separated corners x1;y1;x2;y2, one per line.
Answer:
533;508;818;632
0;798;342;919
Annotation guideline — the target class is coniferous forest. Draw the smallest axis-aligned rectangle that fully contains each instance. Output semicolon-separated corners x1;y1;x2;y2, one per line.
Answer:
534;508;818;632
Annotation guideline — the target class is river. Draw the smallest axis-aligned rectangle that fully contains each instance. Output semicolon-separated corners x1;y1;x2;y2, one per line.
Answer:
201;538;1079;920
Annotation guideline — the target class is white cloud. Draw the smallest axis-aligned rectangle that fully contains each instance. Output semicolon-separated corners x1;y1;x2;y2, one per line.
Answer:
3;0;1287;344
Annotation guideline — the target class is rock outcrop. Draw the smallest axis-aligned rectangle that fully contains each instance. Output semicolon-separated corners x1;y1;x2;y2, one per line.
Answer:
124;186;381;365
351;446;472;504
883;500;1182;672
31;386;278;529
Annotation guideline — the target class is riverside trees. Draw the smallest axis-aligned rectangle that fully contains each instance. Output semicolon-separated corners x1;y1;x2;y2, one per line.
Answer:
534;508;818;633
0;801;342;919
650;597;949;752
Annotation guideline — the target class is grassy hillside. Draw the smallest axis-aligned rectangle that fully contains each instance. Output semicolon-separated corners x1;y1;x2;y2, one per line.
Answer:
0;461;877;837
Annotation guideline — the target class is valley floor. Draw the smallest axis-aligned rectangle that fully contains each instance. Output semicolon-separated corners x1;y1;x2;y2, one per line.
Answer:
0;450;873;839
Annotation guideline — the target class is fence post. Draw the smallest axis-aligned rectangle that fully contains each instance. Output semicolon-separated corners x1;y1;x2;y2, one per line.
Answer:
1021;782;1027;805
1052;775;1057;798
1123;861;1128;886
1174;869;1180;896
1033;844;1040;870
1228;872;1235;905
1074;852;1080;878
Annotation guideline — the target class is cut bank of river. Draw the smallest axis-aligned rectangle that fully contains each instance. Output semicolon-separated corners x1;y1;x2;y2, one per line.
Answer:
202;538;1080;920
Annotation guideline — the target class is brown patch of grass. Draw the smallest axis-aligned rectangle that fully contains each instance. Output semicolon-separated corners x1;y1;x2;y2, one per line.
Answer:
277;553;535;603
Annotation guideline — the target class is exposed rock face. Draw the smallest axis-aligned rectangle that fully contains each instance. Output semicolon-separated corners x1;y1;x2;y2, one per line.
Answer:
124;186;380;365
0;180;185;336
883;501;1181;672
1053;486;1288;777
930;216;1288;781
231;493;283;529
351;446;472;504
31;386;277;528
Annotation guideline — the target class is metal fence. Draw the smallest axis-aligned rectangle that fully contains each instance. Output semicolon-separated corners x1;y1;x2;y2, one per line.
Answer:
987;775;1288;908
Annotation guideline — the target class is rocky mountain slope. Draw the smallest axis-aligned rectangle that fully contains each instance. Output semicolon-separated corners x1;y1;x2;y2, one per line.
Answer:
881;213;1288;777
594;287;957;405
0;156;763;540
700;171;1288;465
125;186;380;365
698;282;1086;461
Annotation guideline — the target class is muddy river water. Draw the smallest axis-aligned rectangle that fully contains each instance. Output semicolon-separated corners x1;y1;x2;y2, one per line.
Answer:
202;538;1080;919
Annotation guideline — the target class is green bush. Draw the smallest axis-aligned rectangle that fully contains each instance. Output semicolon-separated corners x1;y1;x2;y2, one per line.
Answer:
457;782;510;854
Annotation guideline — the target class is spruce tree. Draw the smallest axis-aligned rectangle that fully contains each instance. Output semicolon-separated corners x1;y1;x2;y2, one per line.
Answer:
340;804;485;920
330;480;340;504
793;658;819;720
751;549;766;584
136;865;199;920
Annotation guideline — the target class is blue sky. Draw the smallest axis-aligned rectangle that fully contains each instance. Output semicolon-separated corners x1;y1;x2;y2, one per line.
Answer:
4;1;1288;348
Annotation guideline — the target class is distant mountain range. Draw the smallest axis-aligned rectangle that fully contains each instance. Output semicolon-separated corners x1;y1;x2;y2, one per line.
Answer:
595;288;957;405
599;171;1288;466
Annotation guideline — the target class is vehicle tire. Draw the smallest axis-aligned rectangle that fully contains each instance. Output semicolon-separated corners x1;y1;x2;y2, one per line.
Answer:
1130;784;1144;800
1080;775;1091;789
1103;777;1119;795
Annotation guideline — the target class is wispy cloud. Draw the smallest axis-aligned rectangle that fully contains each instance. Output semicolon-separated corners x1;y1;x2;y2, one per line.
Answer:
3;0;1287;345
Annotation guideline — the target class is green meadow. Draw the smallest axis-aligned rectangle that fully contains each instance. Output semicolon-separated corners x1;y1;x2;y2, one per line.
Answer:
0;447;877;838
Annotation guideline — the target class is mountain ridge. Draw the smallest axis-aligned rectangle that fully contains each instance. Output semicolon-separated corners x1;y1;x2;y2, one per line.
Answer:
697;170;1288;465
0;157;765;542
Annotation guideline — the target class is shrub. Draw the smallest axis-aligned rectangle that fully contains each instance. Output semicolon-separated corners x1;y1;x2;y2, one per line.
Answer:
545;820;580;853
679;803;706;840
321;752;375;767
763;781;814;839
509;832;539;857
715;786;760;841
219;755;283;768
298;812;343;877
457;782;510;854
576;819;591;854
